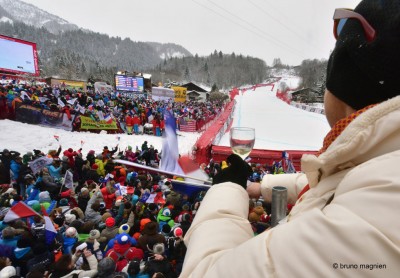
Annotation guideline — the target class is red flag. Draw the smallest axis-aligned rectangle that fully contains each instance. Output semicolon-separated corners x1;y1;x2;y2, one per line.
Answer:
54;135;60;142
3;202;40;223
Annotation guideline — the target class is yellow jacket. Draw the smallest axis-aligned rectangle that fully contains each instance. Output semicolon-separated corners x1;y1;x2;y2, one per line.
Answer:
94;158;107;177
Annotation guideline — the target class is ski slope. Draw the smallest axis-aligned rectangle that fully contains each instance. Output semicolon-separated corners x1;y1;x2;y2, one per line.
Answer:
218;80;330;151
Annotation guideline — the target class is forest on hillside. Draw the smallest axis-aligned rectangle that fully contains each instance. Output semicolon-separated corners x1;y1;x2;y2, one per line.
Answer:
0;18;327;92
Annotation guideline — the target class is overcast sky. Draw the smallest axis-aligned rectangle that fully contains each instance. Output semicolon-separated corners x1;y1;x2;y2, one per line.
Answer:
22;0;361;66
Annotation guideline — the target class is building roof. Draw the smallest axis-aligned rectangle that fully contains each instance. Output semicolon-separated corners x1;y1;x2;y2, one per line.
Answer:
181;82;208;93
291;88;319;96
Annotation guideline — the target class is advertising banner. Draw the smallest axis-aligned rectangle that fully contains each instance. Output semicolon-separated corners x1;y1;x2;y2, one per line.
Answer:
172;86;187;103
15;104;43;124
118;91;147;99
41;109;63;126
151;87;175;101
48;78;86;91
15;103;73;131
80;116;118;130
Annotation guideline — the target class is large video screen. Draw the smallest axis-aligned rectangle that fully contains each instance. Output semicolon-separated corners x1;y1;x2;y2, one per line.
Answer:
0;35;39;76
115;74;144;92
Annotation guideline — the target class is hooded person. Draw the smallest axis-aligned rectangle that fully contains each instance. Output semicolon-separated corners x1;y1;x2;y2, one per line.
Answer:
62;148;77;168
156;207;175;232
100;182;116;209
13;237;34;277
105;233;144;272
95;154;107;176
182;1;400;277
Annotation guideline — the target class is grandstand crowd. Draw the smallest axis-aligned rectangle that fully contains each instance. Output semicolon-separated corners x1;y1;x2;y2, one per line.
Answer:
0;79;225;135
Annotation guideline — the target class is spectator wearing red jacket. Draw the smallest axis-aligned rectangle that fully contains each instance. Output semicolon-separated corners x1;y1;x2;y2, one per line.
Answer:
105;233;144;272
125;114;133;135
63;148;77;168
100;183;116;210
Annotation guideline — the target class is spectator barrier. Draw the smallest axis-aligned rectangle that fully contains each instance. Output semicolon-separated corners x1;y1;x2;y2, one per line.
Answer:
194;82;319;168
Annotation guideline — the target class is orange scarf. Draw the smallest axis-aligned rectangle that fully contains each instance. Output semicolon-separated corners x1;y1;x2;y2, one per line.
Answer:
317;104;376;156
297;104;376;200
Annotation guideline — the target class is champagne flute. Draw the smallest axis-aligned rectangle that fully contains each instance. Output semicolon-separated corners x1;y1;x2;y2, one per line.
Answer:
230;127;255;159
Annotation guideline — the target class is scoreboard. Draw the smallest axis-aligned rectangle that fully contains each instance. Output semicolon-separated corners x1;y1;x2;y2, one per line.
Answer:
115;75;144;92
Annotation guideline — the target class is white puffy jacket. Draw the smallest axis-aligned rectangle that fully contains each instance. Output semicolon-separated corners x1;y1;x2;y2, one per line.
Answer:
181;96;400;277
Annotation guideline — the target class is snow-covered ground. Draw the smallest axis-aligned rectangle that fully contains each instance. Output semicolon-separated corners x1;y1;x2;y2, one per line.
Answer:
218;78;330;151
0;76;330;157
0;119;201;156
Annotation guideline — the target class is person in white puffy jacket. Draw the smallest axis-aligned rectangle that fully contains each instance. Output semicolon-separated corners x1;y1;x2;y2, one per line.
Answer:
181;1;400;277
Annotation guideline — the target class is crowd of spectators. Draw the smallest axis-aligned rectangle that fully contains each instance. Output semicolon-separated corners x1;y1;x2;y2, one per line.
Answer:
0;139;282;277
0;142;203;278
0;79;225;135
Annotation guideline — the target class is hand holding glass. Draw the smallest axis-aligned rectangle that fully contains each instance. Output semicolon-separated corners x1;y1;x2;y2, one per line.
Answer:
230;127;255;159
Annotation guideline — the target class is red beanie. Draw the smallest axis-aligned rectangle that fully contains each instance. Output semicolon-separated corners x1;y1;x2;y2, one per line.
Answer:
173;227;183;237
105;217;115;228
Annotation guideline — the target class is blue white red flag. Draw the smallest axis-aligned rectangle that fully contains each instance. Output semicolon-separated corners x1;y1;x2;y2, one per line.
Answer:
160;110;184;175
160;110;209;189
41;206;57;245
104;114;113;124
3;201;39;223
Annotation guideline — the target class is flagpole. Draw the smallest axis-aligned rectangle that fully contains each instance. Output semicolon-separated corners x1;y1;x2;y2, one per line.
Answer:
113;159;212;184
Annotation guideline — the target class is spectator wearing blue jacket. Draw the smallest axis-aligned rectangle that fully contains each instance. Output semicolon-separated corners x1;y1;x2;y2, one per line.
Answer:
48;158;62;180
10;156;22;181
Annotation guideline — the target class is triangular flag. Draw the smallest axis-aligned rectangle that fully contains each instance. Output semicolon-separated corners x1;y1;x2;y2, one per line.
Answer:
3;201;40;223
54;135;60;142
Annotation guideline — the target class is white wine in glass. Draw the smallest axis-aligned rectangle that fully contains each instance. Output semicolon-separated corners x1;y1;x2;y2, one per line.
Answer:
230;127;255;159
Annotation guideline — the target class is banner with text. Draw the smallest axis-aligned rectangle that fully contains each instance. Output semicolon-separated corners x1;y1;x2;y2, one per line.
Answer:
80;116;118;130
15;103;73;131
172;86;187;103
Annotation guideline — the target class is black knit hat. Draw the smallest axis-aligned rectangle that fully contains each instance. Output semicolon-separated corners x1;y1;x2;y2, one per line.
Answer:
326;0;400;110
